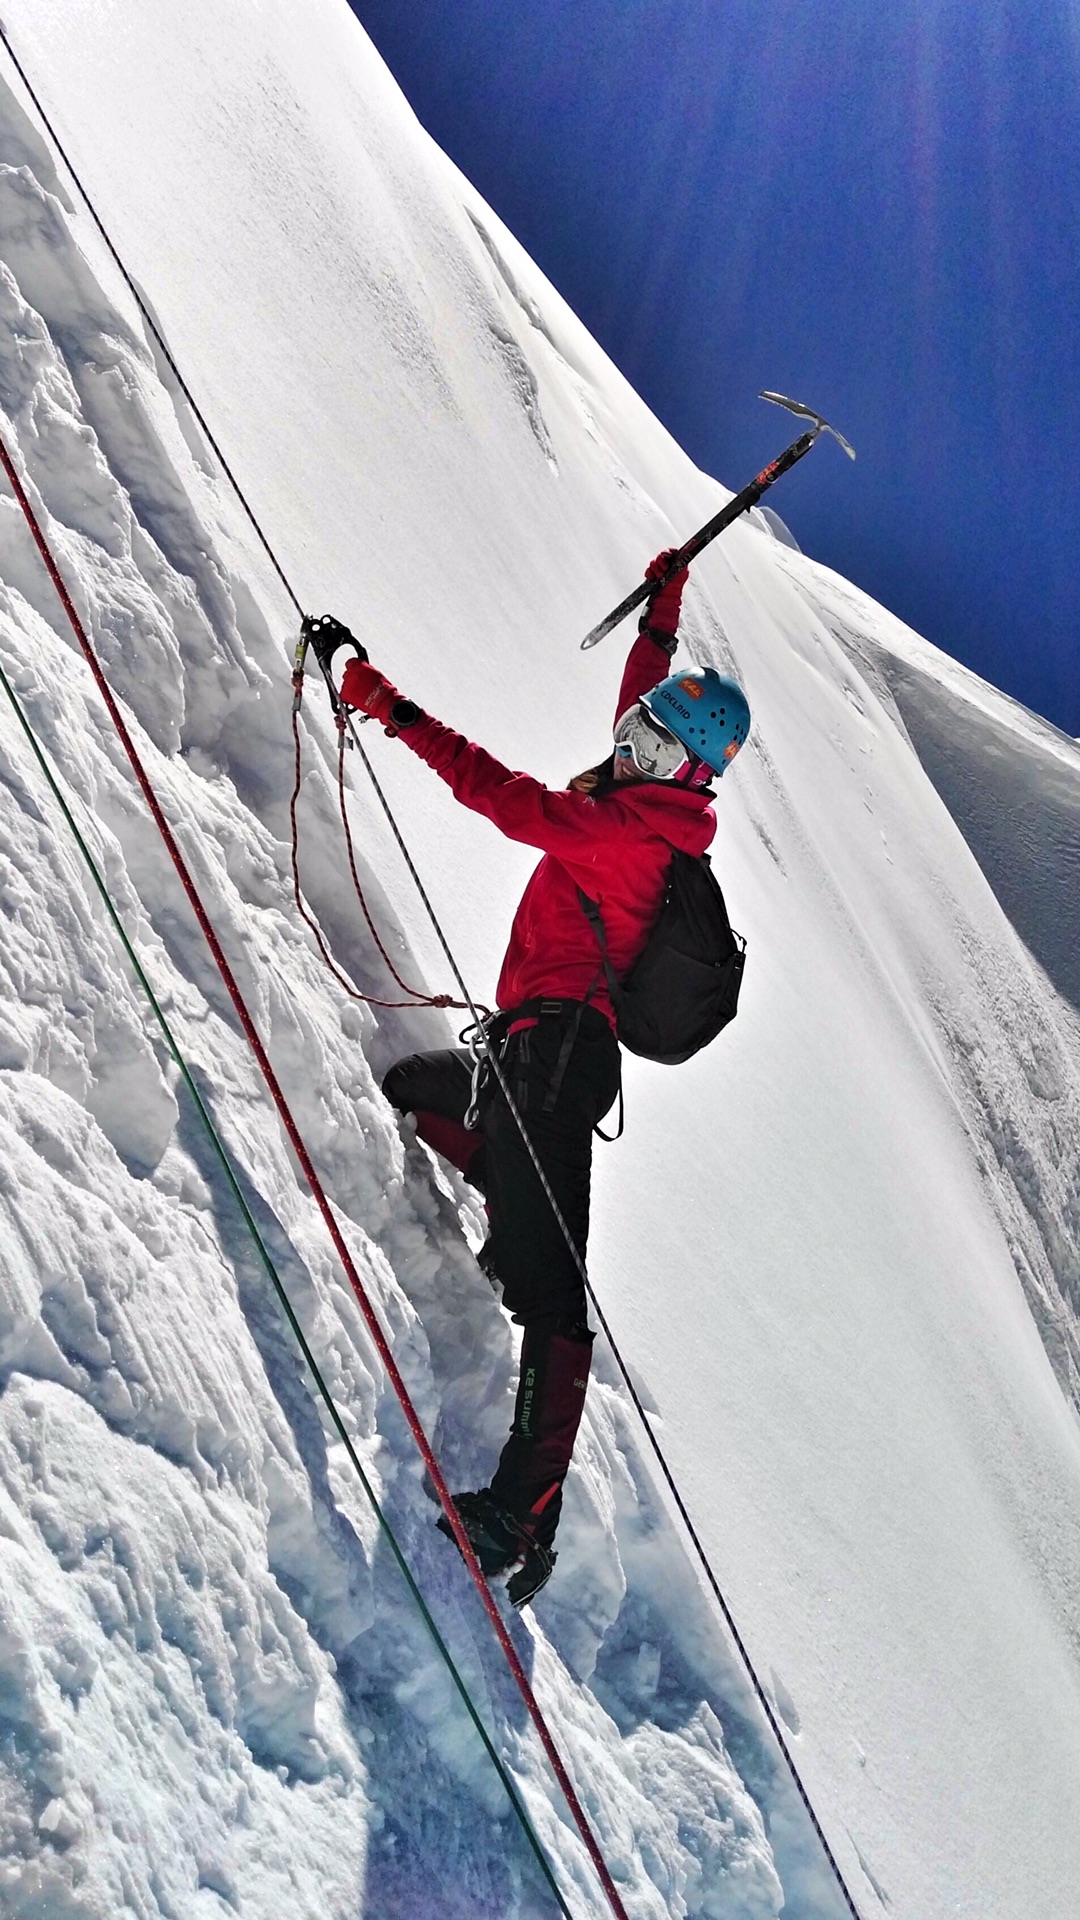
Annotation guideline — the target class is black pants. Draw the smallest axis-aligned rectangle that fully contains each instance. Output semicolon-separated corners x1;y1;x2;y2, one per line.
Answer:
383;1003;621;1324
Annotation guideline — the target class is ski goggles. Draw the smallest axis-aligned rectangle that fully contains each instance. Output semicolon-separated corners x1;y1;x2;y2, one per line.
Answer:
613;702;690;780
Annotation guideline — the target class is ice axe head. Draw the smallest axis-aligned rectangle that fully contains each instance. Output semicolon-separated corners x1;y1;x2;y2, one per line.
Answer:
759;390;856;460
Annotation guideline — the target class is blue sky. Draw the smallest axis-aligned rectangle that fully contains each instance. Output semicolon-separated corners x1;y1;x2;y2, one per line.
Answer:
353;1;1078;736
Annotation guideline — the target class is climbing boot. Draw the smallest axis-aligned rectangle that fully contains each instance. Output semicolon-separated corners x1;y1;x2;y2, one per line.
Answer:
437;1490;556;1607
488;1315;594;1557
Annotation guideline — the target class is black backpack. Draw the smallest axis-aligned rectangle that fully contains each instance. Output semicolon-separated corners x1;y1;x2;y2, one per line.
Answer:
579;850;745;1065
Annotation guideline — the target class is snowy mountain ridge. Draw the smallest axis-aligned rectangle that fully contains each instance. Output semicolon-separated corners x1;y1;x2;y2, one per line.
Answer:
0;3;1078;1917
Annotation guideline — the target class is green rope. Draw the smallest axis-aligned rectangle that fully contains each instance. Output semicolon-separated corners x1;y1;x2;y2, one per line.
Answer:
0;648;572;1919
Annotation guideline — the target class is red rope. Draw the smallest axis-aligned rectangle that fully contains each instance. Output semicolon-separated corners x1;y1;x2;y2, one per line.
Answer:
0;431;630;1920
333;720;467;1006
287;697;456;1009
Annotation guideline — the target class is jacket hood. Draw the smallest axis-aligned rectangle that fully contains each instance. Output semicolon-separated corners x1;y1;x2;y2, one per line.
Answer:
608;775;717;856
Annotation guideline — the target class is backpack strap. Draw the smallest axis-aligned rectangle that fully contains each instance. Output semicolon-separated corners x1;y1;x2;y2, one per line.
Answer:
593;1078;624;1143
541;998;588;1115
576;889;625;1141
577;889;623;1010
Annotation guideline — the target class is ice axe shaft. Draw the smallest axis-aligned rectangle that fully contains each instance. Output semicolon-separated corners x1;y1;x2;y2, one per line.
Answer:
580;392;854;650
580;430;814;651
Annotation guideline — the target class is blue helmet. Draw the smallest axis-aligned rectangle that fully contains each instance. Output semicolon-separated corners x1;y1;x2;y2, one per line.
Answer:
640;668;751;777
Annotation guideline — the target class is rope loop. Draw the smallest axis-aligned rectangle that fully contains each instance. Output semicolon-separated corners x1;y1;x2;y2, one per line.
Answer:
289;625;472;1015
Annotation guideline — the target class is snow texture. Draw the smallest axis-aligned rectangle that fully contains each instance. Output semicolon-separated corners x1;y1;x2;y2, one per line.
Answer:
0;3;1077;1916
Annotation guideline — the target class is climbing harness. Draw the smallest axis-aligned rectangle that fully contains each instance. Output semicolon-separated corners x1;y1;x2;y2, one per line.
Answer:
461;997;622;1140
0;36;866;1917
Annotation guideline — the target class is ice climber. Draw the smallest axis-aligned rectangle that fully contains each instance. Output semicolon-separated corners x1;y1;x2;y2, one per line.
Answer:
335;551;751;1604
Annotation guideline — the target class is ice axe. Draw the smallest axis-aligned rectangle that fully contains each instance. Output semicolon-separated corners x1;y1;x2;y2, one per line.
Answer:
579;392;855;650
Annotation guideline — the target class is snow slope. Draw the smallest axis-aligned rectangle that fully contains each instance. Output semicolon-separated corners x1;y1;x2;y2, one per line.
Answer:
0;3;1078;1916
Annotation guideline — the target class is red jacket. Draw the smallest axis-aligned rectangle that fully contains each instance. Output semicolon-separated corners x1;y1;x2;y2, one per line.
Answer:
399;633;716;1024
